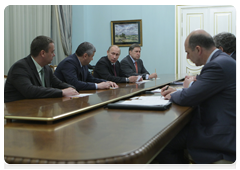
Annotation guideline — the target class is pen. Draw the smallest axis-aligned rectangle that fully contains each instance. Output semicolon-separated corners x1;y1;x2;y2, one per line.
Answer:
165;85;169;91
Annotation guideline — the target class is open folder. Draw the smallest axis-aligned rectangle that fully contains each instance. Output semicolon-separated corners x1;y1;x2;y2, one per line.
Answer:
107;96;172;111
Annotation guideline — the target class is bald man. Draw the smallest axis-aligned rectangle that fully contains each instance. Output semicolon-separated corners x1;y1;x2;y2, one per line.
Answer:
93;45;141;83
155;30;236;164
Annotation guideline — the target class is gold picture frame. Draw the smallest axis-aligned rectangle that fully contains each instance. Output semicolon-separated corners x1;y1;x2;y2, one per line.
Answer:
111;19;142;47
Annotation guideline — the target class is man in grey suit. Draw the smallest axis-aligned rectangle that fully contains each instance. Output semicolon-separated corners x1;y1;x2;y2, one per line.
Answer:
120;44;157;80
4;36;79;103
155;30;236;164
213;32;236;60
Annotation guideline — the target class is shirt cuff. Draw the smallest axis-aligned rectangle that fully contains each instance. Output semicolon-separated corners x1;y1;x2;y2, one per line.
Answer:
95;83;98;89
146;74;149;79
189;81;194;87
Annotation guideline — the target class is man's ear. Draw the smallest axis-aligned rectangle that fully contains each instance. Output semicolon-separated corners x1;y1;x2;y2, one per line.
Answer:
39;50;45;58
83;53;88;59
195;46;202;54
219;46;224;52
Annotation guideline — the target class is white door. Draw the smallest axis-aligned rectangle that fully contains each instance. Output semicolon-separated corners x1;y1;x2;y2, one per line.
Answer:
176;5;236;76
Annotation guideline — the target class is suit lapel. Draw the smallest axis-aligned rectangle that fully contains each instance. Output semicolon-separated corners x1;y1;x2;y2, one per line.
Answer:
73;54;85;81
26;55;42;85
106;56;115;75
82;66;86;81
115;62;120;76
44;66;50;87
127;55;136;71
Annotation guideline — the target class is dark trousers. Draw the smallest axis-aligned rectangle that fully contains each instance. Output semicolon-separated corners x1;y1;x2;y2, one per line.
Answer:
154;123;190;164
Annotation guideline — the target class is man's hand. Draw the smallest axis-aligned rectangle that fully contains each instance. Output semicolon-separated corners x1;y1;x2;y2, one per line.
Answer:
183;75;196;88
97;81;118;89
62;87;79;97
128;76;143;82
149;73;157;79
161;85;176;99
108;81;118;88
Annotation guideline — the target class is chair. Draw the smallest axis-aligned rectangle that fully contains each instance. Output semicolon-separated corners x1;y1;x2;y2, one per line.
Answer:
88;64;95;75
189;155;238;169
49;65;57;73
4;75;7;86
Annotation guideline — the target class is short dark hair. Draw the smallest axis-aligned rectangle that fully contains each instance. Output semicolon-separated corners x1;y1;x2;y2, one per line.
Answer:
213;32;236;53
30;36;54;57
75;42;96;56
129;44;141;52
188;34;215;51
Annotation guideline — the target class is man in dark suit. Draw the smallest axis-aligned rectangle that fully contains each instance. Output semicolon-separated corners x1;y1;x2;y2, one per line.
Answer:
93;45;142;83
4;36;79;103
213;32;236;60
156;30;236;164
120;44;157;80
54;42;118;91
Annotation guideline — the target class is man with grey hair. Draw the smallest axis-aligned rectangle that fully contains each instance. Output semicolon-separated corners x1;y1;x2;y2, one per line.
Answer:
54;42;118;91
213;32;236;60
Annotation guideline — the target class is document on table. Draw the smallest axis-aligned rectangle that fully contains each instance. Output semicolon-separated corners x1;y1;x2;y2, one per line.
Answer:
136;75;142;82
68;93;93;98
151;88;161;93
136;80;151;84
118;96;169;106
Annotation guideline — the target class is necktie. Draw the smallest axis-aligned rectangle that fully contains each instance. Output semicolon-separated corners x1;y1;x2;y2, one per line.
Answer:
40;68;45;87
113;64;117;76
135;61;138;73
81;66;85;81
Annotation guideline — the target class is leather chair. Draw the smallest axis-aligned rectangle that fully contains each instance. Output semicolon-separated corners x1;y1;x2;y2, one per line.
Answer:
49;65;57;73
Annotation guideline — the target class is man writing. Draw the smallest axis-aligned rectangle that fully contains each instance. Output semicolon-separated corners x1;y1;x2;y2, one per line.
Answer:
120;44;157;80
4;36;79;103
155;30;236;164
93;45;142;83
54;42;118;91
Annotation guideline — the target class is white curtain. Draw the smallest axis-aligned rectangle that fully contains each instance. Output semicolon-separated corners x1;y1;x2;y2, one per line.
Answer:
4;5;51;75
51;5;72;65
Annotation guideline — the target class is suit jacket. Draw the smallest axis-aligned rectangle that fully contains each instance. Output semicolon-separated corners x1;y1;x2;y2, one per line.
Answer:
54;53;106;91
4;55;73;103
93;56;127;83
231;51;236;60
170;50;236;163
120;55;150;79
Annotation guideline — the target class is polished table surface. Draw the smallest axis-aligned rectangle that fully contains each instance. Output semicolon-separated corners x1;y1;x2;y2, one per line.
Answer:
4;74;186;122
4;74;193;164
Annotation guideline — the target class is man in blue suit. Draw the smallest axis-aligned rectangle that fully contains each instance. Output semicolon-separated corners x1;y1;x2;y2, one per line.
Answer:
54;42;118;91
156;30;236;164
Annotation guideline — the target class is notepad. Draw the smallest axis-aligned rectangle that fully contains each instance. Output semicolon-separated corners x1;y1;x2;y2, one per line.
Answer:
107;96;172;110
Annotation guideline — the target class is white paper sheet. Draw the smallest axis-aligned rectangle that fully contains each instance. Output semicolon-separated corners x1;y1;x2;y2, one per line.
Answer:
118;96;169;106
68;93;93;98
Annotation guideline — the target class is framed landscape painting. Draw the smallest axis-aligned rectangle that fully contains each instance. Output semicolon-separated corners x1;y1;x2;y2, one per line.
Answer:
111;19;142;47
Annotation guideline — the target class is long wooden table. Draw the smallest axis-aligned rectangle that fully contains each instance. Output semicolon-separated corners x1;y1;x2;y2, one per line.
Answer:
4;74;193;164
